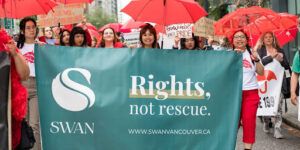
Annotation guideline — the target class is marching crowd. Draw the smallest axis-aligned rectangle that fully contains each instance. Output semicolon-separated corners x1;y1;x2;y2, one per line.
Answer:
1;16;300;150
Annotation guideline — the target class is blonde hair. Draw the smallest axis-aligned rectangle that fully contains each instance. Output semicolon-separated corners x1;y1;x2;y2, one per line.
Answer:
259;31;281;49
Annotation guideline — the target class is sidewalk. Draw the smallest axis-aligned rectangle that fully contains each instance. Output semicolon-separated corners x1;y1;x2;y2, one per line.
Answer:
282;98;300;130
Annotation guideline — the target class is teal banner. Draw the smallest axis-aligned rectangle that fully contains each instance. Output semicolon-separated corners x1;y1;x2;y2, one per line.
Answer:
35;45;242;150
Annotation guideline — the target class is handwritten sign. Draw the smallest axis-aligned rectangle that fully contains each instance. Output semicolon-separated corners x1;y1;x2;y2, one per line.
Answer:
37;4;84;28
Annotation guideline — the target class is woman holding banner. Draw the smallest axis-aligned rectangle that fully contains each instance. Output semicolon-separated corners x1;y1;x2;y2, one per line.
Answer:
139;23;159;49
69;27;88;47
173;34;199;50
256;32;290;139
231;30;264;150
99;27;124;48
59;29;71;46
17;17;41;150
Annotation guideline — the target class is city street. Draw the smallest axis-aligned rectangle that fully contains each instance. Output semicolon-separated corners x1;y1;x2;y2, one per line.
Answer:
236;119;300;150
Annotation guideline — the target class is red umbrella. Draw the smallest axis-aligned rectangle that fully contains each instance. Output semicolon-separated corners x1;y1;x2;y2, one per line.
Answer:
154;24;165;33
122;19;145;30
54;0;93;4
121;0;207;26
0;0;57;18
99;23;131;33
62;24;73;31
77;23;97;31
274;26;298;47
244;13;298;36
244;13;298;47
88;29;99;38
122;19;166;33
214;6;280;37
248;25;298;47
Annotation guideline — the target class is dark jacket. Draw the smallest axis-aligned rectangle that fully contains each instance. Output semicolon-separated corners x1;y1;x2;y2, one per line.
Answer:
258;46;292;98
257;46;290;70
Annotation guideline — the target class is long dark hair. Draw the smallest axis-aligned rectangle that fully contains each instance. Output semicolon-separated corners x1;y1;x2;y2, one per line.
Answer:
231;30;249;48
139;23;158;48
100;27;118;48
69;27;87;47
231;30;254;63
180;34;199;50
59;29;71;46
17;17;38;49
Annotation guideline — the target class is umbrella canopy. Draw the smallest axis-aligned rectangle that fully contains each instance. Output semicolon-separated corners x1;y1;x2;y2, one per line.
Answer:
99;23;131;33
244;13;298;36
121;0;207;26
0;0;57;19
77;23;97;31
274;26;298;47
54;0;93;4
244;13;298;47
248;25;298;47
88;29;99;38
122;19;166;33
121;19;145;30
214;6;280;37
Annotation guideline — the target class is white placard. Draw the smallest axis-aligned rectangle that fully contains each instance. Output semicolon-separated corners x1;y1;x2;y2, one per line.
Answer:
165;24;193;38
257;60;285;116
123;31;140;47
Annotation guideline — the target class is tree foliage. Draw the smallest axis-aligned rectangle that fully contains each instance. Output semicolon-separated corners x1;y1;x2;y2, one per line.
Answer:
85;7;117;28
195;0;271;20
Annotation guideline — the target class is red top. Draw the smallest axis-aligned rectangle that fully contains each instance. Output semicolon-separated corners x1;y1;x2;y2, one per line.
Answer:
114;42;124;48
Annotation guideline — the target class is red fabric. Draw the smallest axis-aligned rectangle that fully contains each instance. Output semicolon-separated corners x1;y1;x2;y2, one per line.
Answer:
99;23;131;33
240;89;260;144
9;58;28;149
122;19;145;30
114;42;124;48
38;36;46;43
85;29;92;47
88;29;100;38
62;24;73;32
54;0;93;4
214;6;279;36
77;23;97;31
248;26;298;48
0;29;28;148
0;0;57;18
121;0;207;26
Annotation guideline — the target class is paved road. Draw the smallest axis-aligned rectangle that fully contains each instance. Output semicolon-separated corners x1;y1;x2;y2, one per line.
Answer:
236;118;300;150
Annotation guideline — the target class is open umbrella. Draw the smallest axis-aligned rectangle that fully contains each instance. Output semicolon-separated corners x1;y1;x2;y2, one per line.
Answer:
88;29;99;38
121;19;166;33
274;26;298;47
77;22;97;31
244;13;298;36
244;13;298;47
121;19;145;30
0;0;57;18
121;0;207;26
247;25;298;47
214;6;280;37
99;23;131;33
54;0;93;4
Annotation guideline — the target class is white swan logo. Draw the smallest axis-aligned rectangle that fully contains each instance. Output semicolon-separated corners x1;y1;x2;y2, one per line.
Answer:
52;68;95;112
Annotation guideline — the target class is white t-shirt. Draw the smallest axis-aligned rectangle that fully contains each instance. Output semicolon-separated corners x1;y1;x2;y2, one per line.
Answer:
242;50;259;90
20;43;35;77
